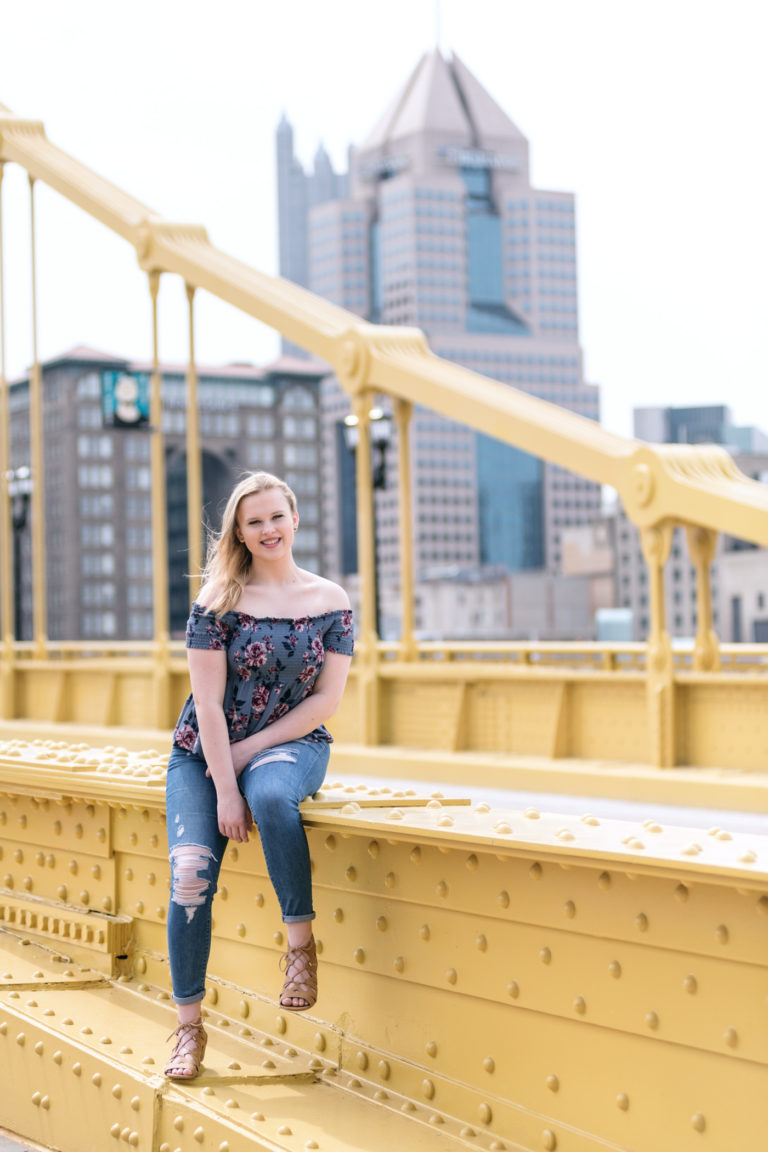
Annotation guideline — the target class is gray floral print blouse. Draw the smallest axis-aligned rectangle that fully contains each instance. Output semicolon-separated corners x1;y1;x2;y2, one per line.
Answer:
173;603;354;753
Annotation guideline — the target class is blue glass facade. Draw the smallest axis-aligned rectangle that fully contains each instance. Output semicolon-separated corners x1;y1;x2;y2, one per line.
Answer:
477;434;544;569
462;166;529;337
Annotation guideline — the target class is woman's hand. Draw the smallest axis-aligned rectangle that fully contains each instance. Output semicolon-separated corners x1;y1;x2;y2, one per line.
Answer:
230;737;261;777
216;789;253;842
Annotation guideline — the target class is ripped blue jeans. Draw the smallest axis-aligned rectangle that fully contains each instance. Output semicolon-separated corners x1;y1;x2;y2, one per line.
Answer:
165;738;330;1005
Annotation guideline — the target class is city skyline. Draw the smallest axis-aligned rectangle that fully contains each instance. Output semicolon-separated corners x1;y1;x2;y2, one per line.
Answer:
1;0;766;443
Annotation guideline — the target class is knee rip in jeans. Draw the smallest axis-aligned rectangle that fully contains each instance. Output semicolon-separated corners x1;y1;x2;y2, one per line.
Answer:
170;844;217;924
247;748;297;771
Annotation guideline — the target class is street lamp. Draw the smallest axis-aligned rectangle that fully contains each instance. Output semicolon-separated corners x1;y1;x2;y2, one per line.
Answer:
7;466;33;640
342;407;394;636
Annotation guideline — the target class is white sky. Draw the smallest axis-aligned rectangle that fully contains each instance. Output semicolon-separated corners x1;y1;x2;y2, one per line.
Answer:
1;0;766;440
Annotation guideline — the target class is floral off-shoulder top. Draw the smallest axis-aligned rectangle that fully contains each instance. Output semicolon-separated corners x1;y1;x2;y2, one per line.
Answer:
173;603;355;753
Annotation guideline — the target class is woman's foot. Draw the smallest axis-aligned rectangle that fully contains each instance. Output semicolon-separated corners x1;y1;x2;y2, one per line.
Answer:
164;1018;208;1079
279;935;318;1011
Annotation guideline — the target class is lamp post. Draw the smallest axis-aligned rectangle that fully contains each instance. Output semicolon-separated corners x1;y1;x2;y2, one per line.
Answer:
343;407;393;638
7;465;32;640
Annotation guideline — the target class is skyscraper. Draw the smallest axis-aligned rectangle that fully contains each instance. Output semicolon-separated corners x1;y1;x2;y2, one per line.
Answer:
277;50;601;618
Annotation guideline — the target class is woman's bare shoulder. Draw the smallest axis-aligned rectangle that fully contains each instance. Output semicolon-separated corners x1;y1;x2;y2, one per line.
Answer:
301;573;350;614
194;580;223;611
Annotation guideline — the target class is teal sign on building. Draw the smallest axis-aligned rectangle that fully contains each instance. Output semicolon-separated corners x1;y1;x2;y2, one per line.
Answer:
101;370;150;427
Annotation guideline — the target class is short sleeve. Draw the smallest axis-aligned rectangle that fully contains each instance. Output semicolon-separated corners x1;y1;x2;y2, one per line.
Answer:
324;609;355;655
185;602;232;651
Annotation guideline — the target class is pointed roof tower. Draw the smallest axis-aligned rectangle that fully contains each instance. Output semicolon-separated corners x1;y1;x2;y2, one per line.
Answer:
355;48;529;183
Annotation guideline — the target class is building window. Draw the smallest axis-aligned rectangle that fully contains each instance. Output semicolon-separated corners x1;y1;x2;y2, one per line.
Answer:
283;416;316;439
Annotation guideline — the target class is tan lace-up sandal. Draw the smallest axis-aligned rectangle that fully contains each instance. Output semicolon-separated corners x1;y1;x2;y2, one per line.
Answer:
164;1019;208;1079
279;936;318;1011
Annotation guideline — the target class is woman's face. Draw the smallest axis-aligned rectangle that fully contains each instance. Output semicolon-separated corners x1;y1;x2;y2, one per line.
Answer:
236;488;298;560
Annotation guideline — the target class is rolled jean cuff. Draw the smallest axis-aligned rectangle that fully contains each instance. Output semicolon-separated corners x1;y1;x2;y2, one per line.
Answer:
283;912;315;924
173;992;206;1006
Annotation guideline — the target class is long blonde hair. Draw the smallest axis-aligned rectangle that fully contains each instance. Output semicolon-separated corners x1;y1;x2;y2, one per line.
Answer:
201;472;298;617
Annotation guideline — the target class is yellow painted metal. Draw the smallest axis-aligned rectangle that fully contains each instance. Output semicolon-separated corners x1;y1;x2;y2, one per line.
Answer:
0;160;14;720
148;271;172;731
0;739;765;1152
1;102;768;546
1;101;768;778
185;282;203;604
686;524;720;672
26;175;47;657
394;398;417;661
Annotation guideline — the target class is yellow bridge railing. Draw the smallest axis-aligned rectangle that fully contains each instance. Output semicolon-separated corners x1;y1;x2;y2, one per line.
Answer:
2;102;768;777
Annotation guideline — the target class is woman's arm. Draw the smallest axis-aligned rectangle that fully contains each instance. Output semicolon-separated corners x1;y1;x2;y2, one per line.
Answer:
188;647;253;841
228;651;353;774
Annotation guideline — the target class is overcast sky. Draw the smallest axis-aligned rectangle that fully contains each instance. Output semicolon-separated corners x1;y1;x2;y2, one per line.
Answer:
1;0;766;440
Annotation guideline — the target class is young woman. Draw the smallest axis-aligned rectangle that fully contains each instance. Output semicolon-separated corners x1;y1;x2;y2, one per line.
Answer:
163;472;354;1080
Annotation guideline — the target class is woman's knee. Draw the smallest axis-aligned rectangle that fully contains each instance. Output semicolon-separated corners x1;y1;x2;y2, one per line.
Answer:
169;843;218;921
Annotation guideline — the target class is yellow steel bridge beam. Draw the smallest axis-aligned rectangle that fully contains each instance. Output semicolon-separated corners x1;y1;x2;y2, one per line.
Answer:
1;103;767;547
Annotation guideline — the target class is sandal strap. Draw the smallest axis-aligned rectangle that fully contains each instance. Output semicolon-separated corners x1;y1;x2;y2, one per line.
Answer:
280;937;318;1007
165;1020;207;1078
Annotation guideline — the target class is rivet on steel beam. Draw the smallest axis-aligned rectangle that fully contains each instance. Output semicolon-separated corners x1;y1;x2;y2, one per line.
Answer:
715;925;729;945
174;1116;184;1131
507;981;520;999
581;814;600;826
724;1027;739;1048
378;1059;390;1080
422;1078;435;1099
33;1040;43;1054
275;1015;287;1034
229;847;239;863
194;1127;206;1143
367;840;379;858
739;850;758;864
529;863;543;881
346;866;358;882
493;821;512;834
376;915;388;932
394;956;405;973
92;1073;102;1086
683;974;698;994
691;1113;706;1133
325;835;337;851
635;913;649;932
547;1075;559;1092
542;1130;557;1151
483;1057;495;1074
53;1051;63;1064
617;1094;630;1111
251;1112;265;1122
130;1096;141;1111
573;996;587;1014
461;1128;477;1139
436;881;448;898
72;1063;82;1076
564;901;576;919
15;1033;25;1046
315;1033;327;1052
353;948;365;965
597;871;611;891
219;1144;231;1152
112;1085;122;1099
446;968;458;984
524;808;540;820
356;1051;369;1070
681;842;702;857
305;1142;319;1150
110;1124;121;1138
645;1011;660;1030
539;948;552;965
609;961;622;979
478;1102;493;1125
